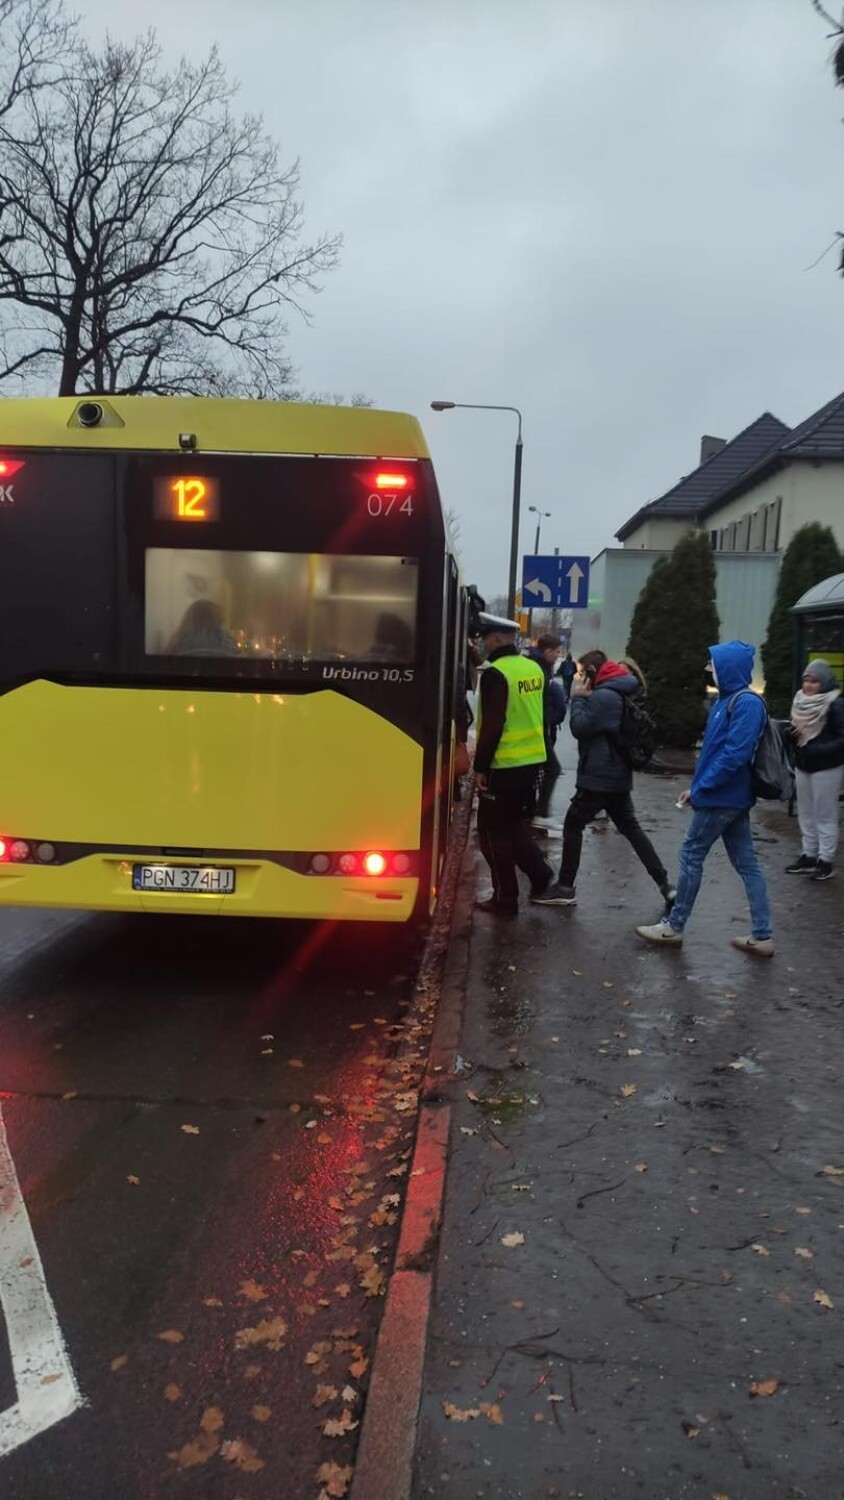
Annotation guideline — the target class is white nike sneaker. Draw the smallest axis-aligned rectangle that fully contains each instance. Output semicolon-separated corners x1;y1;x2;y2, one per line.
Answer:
732;935;774;958
636;919;683;947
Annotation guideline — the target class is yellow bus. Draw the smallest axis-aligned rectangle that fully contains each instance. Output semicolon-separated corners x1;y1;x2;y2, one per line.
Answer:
0;397;467;922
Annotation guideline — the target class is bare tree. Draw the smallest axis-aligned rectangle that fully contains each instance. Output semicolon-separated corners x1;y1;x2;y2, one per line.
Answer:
0;0;72;121
0;12;341;395
812;2;844;270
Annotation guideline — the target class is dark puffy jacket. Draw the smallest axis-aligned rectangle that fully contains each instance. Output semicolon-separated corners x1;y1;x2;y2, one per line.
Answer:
793;696;844;773
569;673;641;793
524;648;566;743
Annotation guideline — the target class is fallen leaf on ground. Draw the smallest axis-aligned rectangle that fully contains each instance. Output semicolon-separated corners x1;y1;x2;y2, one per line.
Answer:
750;1244;770;1257
126;1175;140;1186
749;1379;779;1398
110;1355;128;1372
168;1408;224;1469
776;1289;792;1304
323;1408;358;1438
795;1206;812;1215
341;1385;358;1403
479;1402;504;1424
239;1279;269;1303
261;1033;274;1041
627;1048;642;1057
164;1384;181;1402
794;1247;813;1260
682;1422;701;1438
234;1318;287;1350
821;1164;844;1178
512;1299;526;1309
62;1091;78;1100
460;1127;478;1136
260;1048;274;1056
288;1058;304;1069
316;1462;354;1497
813;1289;834;1310
359;1265;386;1297
157;1330;184;1344
442;1402;480;1422
180;1124;200;1135
312;1385;338;1408
500;1232;525;1248
203;1297;223;1308
635;1162;648;1173
348;1357;368;1379
40;1374;61;1385
709;1145;726;1156
220;1437;265;1472
620;1084;637;1099
251;1404;272;1422
335;1283;351;1298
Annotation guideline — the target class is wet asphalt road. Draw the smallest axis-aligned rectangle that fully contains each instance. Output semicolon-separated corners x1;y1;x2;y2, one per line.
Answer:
0;905;433;1499
415;766;844;1499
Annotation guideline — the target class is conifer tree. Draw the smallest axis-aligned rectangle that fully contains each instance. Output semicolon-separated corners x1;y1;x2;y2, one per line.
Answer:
626;530;720;748
761;523;843;714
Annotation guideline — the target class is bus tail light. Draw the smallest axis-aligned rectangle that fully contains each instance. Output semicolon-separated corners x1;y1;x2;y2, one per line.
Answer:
0;837;58;865
374;472;409;489
0;459;25;479
306;851;416;877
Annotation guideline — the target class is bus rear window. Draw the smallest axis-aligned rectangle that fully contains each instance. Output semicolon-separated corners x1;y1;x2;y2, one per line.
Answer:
145;549;418;664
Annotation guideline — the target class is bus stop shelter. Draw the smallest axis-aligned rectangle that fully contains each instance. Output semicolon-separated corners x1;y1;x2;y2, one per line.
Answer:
791;572;844;690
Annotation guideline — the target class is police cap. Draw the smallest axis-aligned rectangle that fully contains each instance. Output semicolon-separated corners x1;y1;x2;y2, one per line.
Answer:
477;612;520;636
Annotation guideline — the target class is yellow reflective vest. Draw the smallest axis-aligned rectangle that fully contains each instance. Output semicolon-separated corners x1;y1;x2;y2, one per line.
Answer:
478;654;547;770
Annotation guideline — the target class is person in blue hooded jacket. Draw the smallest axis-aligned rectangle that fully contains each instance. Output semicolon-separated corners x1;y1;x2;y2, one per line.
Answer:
636;641;774;957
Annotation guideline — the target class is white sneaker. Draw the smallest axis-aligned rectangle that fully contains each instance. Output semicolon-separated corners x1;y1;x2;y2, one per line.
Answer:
531;816;558;830
636;918;683;947
732;935;774;958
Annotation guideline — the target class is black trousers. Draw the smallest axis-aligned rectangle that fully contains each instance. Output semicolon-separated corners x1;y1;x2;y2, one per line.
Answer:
559;788;668;890
477;782;552;910
535;743;562;817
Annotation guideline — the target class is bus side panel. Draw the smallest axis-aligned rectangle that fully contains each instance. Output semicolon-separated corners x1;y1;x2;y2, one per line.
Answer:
0;682;422;856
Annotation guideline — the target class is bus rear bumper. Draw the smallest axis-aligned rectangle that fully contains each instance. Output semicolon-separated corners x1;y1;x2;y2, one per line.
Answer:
0;857;420;923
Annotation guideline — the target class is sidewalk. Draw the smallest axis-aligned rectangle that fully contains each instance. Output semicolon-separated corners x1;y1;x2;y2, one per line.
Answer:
412;760;844;1499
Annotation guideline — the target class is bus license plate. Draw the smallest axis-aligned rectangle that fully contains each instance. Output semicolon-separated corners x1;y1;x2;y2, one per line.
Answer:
132;864;236;895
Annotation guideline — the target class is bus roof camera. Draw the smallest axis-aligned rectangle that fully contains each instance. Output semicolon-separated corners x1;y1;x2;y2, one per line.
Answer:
76;401;104;428
179;432;197;451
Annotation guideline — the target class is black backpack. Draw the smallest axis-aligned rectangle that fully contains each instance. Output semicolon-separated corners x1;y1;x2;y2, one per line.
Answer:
726;691;795;802
614;691;659;770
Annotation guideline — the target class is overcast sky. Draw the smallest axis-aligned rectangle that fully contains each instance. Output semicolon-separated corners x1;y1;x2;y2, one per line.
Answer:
79;0;844;599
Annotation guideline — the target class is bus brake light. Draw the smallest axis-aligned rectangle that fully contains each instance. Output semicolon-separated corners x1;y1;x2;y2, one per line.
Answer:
0;459;24;478
374;472;409;489
0;840;6;861
363;852;387;876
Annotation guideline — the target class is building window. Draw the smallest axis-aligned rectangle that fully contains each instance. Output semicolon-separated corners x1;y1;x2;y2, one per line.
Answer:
764;497;782;551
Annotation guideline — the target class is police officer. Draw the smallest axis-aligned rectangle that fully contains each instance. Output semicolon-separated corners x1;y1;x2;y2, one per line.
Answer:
474;614;553;917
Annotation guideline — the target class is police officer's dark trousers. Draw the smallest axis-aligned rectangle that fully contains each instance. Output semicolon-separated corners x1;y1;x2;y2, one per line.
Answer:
477;769;552;911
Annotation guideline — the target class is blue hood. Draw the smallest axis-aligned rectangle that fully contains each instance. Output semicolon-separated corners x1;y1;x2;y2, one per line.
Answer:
711;641;755;696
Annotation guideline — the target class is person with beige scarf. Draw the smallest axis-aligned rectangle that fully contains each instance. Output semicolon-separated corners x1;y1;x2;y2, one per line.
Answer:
786;659;844;881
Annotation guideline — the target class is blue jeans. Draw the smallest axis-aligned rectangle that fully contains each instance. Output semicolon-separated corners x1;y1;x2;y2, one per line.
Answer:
669;808;772;940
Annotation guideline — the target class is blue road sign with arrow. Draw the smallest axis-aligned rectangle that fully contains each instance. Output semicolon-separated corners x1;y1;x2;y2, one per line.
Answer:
522;554;590;610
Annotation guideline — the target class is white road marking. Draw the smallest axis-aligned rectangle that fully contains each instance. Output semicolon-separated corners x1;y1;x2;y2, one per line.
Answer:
0;1104;85;1457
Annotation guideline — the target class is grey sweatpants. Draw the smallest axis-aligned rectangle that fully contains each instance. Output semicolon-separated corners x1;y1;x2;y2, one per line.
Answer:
795;766;844;862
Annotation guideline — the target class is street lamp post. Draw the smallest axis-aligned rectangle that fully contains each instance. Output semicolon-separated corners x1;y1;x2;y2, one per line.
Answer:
430;400;523;619
526;505;552;637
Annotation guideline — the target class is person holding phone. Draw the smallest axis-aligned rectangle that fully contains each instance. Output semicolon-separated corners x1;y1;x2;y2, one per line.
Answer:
533;649;674;909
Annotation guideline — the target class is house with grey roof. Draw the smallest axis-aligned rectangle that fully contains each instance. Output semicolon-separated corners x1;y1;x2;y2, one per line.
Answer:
571;388;844;683
616;390;844;554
